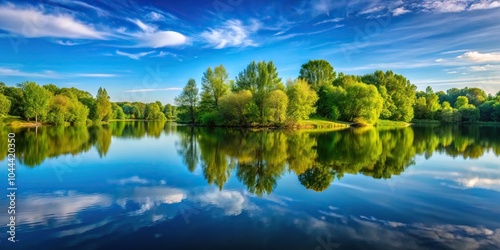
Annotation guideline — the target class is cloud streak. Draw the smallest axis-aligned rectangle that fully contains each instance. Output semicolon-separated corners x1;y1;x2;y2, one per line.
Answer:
0;4;106;39
201;19;258;49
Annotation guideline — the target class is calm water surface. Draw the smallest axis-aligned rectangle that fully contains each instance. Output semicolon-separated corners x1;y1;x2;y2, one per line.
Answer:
0;122;499;250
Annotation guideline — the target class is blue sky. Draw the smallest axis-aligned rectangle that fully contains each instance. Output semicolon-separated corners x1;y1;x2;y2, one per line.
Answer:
0;0;499;104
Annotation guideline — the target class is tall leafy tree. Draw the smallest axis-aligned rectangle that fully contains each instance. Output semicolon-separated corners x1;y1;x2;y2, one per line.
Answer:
264;89;288;123
22;81;52;123
298;60;336;92
286;78;319;122
95;87;112;122
219;90;253;125
235;60;283;122
0;93;11;115
362;70;416;122
175;78;199;123
199;65;229;113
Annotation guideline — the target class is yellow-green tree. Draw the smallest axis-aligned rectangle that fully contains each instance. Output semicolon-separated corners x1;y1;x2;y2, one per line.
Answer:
286;78;318;122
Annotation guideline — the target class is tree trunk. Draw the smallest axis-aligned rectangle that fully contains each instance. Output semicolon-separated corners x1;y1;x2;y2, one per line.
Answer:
35;113;38;125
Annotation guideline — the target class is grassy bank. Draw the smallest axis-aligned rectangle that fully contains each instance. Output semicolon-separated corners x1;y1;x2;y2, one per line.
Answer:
293;116;351;129
376;120;411;127
0;115;40;127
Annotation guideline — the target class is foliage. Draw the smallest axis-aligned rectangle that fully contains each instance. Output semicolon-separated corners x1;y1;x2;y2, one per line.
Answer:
298;59;336;92
199;65;229;114
95;87;112;122
175;78;199;123
362;70;416;122
234;61;284;122
218;90;254;125
264;89;288;124
21;81;52;123
286;79;319;122
0;93;11;115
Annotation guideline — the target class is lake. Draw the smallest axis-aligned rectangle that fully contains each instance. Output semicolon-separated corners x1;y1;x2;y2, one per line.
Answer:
1;122;499;250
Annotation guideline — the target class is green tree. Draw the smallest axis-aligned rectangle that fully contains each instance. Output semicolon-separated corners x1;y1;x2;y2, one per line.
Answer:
163;104;174;119
235;61;283;123
0;93;11;115
455;96;469;108
43;84;60;95
459;104;480;122
362;71;416;122
199;65;229;113
111;103;125;120
286;78;319;122
145;102;166;120
219;90;253;125
298;59;336;92
95;87;112;122
22;82;52;123
175;78;199;123
341;82;384;124
264;89;288;123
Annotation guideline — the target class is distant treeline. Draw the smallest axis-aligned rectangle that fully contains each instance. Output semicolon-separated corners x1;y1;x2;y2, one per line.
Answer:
174;60;500;126
1;59;500;126
0;82;176;125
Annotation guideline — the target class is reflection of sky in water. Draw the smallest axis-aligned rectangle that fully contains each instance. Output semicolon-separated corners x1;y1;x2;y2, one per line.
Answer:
0;128;499;250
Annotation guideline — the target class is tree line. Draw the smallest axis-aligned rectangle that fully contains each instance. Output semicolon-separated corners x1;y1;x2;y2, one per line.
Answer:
0;82;177;125
175;59;500;126
2;59;500;126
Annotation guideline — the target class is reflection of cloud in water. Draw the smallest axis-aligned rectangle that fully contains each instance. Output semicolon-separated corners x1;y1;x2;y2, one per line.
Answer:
118;186;186;215
355;216;499;250
108;176;150;185
193;189;251;216
456;177;500;190
16;191;112;226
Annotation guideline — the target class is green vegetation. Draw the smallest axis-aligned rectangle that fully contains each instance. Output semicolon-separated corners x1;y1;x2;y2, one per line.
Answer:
414;86;500;124
174;59;421;127
2;59;499;128
0;81;176;127
2;121;500;194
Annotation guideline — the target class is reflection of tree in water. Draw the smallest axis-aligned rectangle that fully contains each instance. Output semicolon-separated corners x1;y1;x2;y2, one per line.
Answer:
184;125;500;195
3;121;500;194
298;163;335;192
90;125;112;158
175;126;199;173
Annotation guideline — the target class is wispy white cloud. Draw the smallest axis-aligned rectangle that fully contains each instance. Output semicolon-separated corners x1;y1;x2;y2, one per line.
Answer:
0;67;58;78
314;17;344;26
468;64;500;71
421;0;469;13
392;7;411;16
201;19;259;49
116;50;155;60
152;51;179;59
275;25;343;41
457;51;500;62
0;3;187;49
55;40;81;46
310;0;336;16
75;73;118;77
146;11;165;21
127;18;157;33
0;4;106;39
124;88;182;93
134;31;187;48
359;6;385;15
126;18;187;48
469;0;500;10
